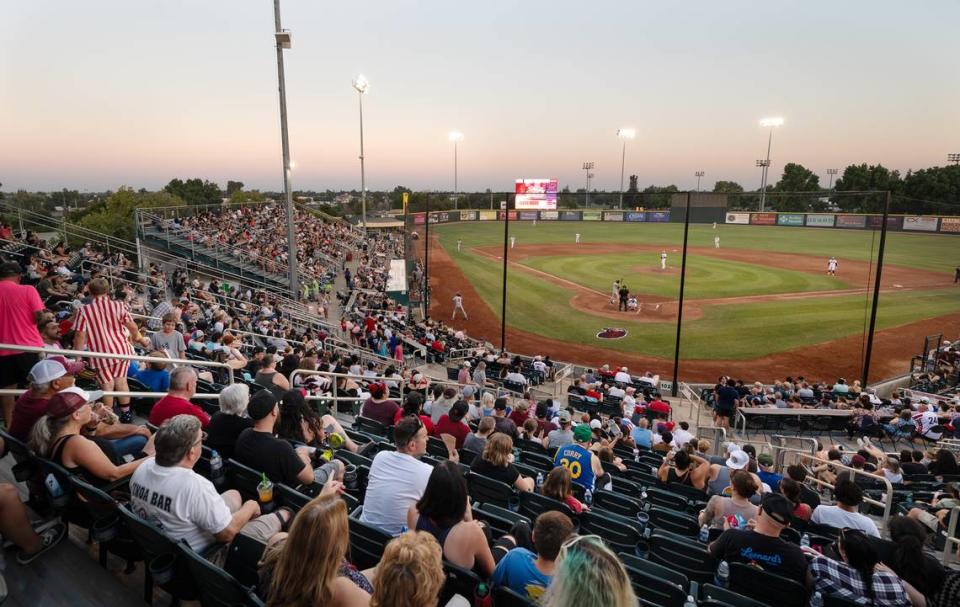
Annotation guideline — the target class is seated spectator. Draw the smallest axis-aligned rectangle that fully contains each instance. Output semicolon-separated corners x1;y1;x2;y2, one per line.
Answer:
254;355;290;398
809;528;910;607
545;410;574;450
0;480;67;567
407;460;495;576
428;387;458;425
259;491;370;607
275;389;359;454
360;382;399;428
553;425;603;493
370;531;453;607
472;433;534;492
492;397;518;438
698;469;758;527
657;449;709;490
709;493;810;583
492;511;575;603
360;416;433;535
756;453;783;489
779;478;812;522
785;464;821;510
877;516;946;603
811;479;879;537
433;400;471;450
9;357;83;441
29;387;152;486
907;482;960;534
651;430;673;454
542;533;637;607
393;391;434;435
541;466;587;514
928;449;959;477
131;352;171;393
463;416;495;454
130;415;285;560
535;401;557;436
233;390;343;489
204;383;254;459
148;366;211;429
630;417;653;449
671;421;694;446
898;449;927;476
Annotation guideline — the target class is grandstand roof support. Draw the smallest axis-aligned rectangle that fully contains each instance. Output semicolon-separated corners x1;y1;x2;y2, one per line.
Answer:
671;191;692;397
861;191;891;387
273;0;299;297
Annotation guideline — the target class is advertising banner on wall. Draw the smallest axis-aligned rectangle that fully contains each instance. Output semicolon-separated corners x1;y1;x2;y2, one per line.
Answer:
648;211;670;223
939;217;960;233
582;211;602;221
459;211;477;221
540;210;559;221
624;212;646;222
514;178;558;210
835;215;866;228
560;211;582;221
776;213;804;226
498;211;518;221
885;216;903;230
413;213;426;225
725;212;750;224
805;214;835;227
903;216;939;232
478;211;497;221
603;212;624;221
750;213;777;225
865;216;883;229
518;211;539;221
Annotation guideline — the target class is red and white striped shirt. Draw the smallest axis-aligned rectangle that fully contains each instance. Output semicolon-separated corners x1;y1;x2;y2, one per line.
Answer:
75;296;134;357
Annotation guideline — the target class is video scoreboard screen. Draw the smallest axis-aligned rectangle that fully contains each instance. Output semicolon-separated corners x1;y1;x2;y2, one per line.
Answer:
515;178;558;210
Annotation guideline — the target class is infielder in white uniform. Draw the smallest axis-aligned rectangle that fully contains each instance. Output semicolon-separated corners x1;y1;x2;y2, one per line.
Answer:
575;233;581;244
660;251;667;270
457;239;462;252
510;236;516;249
827;256;838;276
610;280;620;305
452;292;468;320
714;234;720;249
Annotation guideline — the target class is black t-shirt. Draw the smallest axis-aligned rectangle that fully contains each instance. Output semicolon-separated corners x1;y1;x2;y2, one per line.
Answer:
234;428;307;487
716;386;739;412
798;485;821;510
470;458;520;487
205;412;254;459
709;529;808;581
900;462;928;476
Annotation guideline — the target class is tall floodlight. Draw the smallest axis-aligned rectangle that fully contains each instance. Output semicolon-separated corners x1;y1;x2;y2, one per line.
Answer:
948;153;960;165
617;128;636;209
449;131;464;209
695;171;705;192
582;162;595;206
826;168;839;190
758;117;784;212
273;0;298;296
353;74;369;232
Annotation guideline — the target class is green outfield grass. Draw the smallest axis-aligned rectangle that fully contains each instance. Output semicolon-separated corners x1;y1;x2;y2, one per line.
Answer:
432;221;960;360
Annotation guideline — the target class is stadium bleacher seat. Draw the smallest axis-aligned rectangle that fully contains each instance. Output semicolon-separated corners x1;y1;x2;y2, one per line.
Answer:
728;562;808;607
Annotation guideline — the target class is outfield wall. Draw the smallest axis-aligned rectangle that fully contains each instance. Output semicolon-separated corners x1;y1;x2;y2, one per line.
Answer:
408;209;960;235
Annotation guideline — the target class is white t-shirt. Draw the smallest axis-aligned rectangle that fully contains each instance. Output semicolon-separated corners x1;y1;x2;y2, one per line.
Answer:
130;458;232;552
360;451;432;535
671;428;695;447
607;386;626;398
614;371;633;384
810;505;879;537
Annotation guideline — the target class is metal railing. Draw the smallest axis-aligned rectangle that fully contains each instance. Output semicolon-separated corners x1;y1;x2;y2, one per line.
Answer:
792;453;895;526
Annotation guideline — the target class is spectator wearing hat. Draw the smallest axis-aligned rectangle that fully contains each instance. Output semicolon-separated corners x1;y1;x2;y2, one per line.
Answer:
553;423;604;493
457;361;472;386
545;409;575;449
492;397;518;439
0;261;47;428
709;493;811;584
428;386;459;425
9;357;84;441
707;448;751;497
148;366;211;429
28;387;153;486
811;479;880;537
234;390;344;489
361;382;400;427
130;414;288;560
756;453;784;489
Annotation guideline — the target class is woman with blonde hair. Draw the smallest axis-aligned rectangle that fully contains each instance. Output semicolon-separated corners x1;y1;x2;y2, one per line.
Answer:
260;492;371;607
542;534;637;607
370;531;447;607
471;432;535;492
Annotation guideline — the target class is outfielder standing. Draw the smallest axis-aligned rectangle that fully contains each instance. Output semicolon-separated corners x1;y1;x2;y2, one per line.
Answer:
827;256;838;276
714;234;720;249
575;233;581;244
660;250;667;270
452;292;468;320
457;239;462;252
510;236;516;249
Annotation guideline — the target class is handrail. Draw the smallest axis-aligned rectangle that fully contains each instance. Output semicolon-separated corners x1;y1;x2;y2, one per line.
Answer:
944;506;960;565
795;453;895;526
0;343;234;384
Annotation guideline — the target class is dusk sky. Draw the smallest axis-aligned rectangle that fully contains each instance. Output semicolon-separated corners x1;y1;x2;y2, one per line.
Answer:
2;1;958;193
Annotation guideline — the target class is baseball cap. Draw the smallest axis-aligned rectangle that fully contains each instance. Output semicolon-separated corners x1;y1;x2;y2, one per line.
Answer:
557;410;572;424
850;454;866;467
27;359;67;385
757;453;774;467
443;387;457;399
589;419;602;430
47;386;104;418
247;390;278;421
573;424;593;443
760;493;794;526
726;449;750;470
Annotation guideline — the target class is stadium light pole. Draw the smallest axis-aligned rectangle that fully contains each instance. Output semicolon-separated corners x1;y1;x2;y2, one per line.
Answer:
582;162;595;207
671;191;692;397
353;74;369;233
861;191;891;387
758;117;784;212
948;153;960;165
617;129;636;209
449;131;463;210
695;171;705;192
826;168;838;190
273;0;298;297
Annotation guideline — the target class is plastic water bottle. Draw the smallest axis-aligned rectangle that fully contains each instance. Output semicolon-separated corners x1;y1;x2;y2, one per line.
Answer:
801;533;811;549
810;591;823;607
584;488;593;507
699;524;710;543
634;448;640;463
716;560;729;588
536;472;544;491
209;450;222;474
683;595;697;607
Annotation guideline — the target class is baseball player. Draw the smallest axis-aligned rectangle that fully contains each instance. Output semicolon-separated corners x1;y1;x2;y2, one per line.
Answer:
827;256;838;276
457;239;462;252
660;250;667;270
712;222;717;229
510;236;516;249
714;234;720;249
610;280;620;305
452;292;468;320
575;233;581;244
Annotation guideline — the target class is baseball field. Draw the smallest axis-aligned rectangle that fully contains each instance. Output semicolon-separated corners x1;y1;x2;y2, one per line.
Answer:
424;220;960;383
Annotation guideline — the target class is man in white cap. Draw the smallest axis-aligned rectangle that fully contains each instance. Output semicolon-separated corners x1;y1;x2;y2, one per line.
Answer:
707;448;750;497
544;409;575;449
8;357;83;441
614;366;632;384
